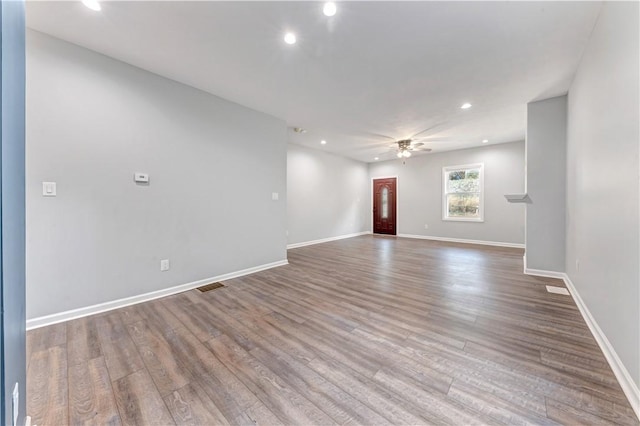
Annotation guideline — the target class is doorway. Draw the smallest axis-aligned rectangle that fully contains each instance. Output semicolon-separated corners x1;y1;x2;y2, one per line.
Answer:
372;177;397;235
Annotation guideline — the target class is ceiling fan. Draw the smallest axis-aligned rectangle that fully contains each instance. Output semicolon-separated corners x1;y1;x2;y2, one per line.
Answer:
393;139;431;158
369;124;445;160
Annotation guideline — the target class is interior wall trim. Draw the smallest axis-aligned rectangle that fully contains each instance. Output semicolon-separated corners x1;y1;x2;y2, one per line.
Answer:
523;268;566;279
26;259;289;330
287;231;371;249
397;233;525;249
563;273;640;421
526;268;640;420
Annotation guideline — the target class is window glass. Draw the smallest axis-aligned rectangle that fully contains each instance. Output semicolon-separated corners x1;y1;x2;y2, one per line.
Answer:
381;187;389;219
443;164;483;221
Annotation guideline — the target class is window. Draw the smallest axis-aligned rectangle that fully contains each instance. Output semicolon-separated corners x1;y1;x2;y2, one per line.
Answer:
442;163;484;222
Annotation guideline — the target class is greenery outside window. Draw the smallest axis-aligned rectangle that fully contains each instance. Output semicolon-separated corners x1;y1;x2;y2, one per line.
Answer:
442;163;484;222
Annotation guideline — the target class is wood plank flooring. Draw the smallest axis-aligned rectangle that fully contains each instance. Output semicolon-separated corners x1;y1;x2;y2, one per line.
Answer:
27;235;639;425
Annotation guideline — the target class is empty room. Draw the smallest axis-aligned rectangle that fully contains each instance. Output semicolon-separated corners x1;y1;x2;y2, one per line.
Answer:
0;0;638;425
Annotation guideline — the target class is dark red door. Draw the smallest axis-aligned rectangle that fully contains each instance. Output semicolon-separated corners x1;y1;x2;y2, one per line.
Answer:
373;178;396;235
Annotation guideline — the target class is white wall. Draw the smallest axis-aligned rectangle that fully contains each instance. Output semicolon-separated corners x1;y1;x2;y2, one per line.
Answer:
526;95;567;272
26;31;288;320
1;2;27;424
566;1;639;391
287;144;369;246
369;141;525;245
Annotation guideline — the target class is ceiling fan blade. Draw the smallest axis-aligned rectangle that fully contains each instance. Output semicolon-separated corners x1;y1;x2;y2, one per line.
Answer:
412;139;449;145
409;126;437;139
351;142;397;152
409;121;447;139
365;132;397;141
410;142;424;148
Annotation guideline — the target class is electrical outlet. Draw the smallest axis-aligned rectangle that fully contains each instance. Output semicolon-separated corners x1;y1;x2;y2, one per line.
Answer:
160;259;170;272
424;224;429;229
12;382;19;426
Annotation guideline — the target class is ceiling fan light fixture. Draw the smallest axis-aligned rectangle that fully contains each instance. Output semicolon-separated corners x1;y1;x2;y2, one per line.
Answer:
403;150;412;158
397;152;403;158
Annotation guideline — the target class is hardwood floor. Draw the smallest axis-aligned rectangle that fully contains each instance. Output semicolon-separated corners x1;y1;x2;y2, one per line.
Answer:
27;235;639;425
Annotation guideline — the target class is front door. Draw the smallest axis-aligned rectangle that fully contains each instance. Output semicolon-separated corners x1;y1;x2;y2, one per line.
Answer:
373;178;396;235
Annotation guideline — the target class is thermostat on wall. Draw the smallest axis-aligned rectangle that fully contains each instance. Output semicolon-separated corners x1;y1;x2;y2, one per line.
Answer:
134;172;149;183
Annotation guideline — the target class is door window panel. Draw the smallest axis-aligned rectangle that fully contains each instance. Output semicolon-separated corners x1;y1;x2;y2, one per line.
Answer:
381;187;389;219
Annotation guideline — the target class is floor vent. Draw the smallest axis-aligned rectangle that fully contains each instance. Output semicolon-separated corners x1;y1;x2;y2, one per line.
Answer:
546;285;570;295
197;282;225;292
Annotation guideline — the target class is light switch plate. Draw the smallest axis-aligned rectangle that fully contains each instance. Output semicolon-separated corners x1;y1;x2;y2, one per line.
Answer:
272;192;279;201
160;259;170;272
42;182;56;197
134;172;149;183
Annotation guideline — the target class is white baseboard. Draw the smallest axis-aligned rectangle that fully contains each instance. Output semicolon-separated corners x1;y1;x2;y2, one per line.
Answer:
524;268;566;280
26;259;289;330
561;273;640;421
397;233;525;249
287;231;371;249
525;267;639;420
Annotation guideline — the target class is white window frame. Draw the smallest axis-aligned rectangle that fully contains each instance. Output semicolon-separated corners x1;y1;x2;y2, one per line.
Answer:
442;163;484;222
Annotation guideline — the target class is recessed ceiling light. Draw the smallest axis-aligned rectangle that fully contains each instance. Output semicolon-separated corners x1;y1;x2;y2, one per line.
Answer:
82;0;101;11
323;2;337;17
292;127;307;133
482;139;489;143
374;157;379;160
320;140;327;145
284;33;297;45
461;103;472;109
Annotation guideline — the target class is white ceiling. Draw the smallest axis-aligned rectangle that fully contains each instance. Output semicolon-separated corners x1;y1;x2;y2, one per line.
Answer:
26;1;602;162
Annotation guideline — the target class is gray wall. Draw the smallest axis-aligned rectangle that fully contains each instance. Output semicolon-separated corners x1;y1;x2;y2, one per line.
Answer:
566;2;639;389
368;141;525;244
1;2;26;425
287;144;369;245
525;95;567;272
26;31;288;320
